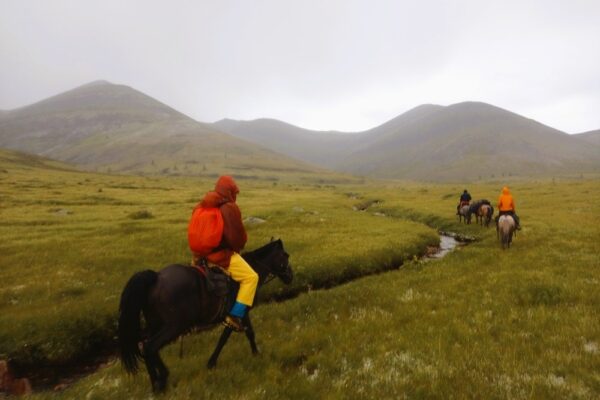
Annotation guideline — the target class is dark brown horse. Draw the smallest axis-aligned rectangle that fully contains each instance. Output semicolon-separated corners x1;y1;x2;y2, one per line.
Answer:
118;239;293;392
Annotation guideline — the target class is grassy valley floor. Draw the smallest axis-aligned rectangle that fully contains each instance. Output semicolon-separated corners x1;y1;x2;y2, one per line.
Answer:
1;154;598;398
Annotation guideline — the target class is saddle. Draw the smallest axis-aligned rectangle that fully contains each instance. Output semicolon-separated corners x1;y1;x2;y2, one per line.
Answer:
189;259;239;322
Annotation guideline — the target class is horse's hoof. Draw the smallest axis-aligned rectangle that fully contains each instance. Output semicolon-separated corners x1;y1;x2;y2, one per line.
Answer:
207;360;217;369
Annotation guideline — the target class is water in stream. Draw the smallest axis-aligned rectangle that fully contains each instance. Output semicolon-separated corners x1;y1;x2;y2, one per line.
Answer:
427;234;464;259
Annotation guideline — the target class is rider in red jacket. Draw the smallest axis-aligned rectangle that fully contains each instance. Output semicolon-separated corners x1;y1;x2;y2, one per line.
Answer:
191;176;258;332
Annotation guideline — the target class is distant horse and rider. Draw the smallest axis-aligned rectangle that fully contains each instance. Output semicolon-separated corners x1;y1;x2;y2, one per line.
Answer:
456;189;472;224
454;187;521;248
495;186;521;249
456;192;493;227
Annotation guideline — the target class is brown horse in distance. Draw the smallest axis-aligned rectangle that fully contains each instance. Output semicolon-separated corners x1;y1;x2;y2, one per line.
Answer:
477;204;493;227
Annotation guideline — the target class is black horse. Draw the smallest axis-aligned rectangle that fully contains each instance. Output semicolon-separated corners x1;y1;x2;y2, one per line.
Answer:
118;239;293;392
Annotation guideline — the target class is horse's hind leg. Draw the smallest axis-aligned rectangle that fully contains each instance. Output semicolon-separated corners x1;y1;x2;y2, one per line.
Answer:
143;325;181;393
207;327;233;369
243;314;259;355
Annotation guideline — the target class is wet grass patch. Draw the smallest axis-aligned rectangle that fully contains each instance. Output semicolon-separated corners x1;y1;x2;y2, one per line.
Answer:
127;210;154;220
516;283;563;307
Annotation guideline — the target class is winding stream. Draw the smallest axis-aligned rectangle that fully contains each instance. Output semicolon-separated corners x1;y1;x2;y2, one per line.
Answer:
427;233;465;259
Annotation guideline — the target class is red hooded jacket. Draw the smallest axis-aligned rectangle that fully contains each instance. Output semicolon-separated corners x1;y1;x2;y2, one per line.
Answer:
197;176;247;268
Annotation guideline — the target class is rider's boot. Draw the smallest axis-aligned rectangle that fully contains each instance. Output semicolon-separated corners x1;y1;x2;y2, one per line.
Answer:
222;301;247;332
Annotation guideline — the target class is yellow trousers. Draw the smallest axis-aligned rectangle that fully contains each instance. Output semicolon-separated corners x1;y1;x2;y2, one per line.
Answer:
228;253;258;306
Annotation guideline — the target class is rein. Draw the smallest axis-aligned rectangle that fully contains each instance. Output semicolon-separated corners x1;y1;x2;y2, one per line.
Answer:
262;273;277;285
248;256;278;286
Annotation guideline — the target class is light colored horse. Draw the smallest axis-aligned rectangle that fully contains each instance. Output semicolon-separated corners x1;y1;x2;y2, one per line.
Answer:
477;204;492;227
497;215;516;249
458;205;471;224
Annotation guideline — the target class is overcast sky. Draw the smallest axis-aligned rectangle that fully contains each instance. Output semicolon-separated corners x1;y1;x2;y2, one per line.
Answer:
1;0;599;133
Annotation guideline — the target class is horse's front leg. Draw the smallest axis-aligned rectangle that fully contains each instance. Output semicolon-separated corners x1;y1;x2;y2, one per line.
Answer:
243;314;259;355
207;327;233;369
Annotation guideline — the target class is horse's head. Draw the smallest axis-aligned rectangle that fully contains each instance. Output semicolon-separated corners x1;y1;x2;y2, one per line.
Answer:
265;239;293;284
245;238;293;285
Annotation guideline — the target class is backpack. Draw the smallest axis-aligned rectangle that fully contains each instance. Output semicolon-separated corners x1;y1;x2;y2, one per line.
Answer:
188;206;224;256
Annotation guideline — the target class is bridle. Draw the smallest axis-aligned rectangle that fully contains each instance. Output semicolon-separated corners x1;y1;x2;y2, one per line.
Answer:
251;255;289;287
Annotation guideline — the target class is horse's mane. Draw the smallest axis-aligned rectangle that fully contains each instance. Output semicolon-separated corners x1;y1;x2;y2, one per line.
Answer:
242;239;282;260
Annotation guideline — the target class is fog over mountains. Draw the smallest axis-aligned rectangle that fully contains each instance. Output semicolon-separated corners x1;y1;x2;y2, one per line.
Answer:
1;80;598;181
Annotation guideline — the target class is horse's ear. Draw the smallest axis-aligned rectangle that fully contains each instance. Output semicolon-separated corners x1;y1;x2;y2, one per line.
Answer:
270;236;275;242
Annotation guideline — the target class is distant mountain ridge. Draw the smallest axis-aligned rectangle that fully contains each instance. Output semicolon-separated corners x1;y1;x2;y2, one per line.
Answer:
214;102;600;180
213;118;358;167
0;81;319;177
2;80;598;181
574;130;600;146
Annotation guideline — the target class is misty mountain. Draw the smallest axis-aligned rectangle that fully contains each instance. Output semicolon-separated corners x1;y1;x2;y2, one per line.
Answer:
215;102;600;181
213;118;358;167
213;104;447;169
0;81;318;176
574;130;600;146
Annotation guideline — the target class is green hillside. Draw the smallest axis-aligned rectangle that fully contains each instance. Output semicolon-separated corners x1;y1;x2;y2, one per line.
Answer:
0;81;320;178
338;102;600;180
215;103;600;181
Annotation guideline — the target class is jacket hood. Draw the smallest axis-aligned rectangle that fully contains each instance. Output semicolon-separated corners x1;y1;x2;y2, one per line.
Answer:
215;176;239;202
502;186;510;195
200;176;239;208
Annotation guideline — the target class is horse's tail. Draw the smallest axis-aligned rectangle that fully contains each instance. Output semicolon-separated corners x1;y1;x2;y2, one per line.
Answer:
487;206;494;224
118;269;158;374
499;217;514;249
501;227;509;248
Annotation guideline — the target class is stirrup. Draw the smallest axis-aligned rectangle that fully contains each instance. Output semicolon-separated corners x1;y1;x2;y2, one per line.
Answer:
222;315;245;332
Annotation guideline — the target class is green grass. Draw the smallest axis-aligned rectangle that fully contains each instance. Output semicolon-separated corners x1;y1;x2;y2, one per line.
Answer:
1;150;599;398
29;178;597;400
0;154;438;368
